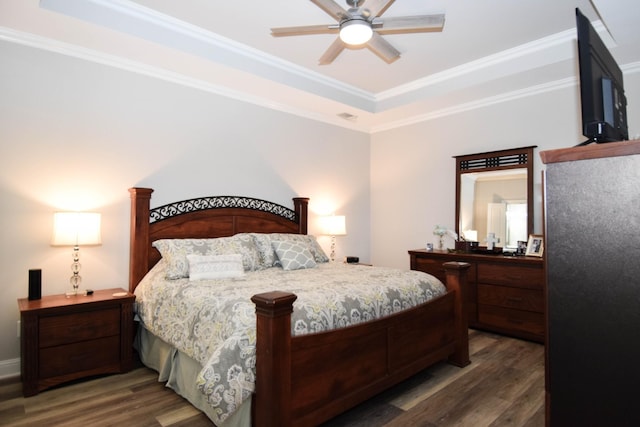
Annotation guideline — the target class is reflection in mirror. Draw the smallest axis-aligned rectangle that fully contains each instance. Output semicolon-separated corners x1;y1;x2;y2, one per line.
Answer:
455;147;535;251
460;169;527;249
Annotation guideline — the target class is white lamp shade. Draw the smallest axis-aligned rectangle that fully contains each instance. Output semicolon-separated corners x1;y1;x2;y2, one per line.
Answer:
322;215;347;236
339;19;373;45
52;212;102;246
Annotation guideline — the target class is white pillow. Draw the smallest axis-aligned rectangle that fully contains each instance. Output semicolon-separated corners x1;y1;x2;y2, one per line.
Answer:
272;240;317;271
187;254;245;281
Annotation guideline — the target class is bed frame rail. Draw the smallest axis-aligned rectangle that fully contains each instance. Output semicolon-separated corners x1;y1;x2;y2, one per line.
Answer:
252;261;470;427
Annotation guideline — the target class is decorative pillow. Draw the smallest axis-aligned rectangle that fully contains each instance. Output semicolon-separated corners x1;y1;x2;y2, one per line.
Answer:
230;233;264;270
271;240;317;271
267;233;329;264
244;233;277;268
187;254;244;281
304;235;330;263
153;235;262;279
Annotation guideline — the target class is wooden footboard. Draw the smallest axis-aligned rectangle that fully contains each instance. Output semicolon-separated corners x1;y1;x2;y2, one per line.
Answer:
252;261;470;427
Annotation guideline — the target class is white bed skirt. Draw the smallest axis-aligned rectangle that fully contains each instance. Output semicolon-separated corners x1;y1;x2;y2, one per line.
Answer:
134;325;252;427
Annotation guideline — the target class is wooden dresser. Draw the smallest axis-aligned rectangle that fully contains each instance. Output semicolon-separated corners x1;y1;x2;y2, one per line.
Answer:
409;249;544;342
18;288;135;396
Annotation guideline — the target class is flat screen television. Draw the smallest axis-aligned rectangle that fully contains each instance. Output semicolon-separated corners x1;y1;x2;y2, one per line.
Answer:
575;8;628;145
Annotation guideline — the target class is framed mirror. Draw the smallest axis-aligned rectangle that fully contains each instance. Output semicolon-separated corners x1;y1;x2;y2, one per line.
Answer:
454;146;535;250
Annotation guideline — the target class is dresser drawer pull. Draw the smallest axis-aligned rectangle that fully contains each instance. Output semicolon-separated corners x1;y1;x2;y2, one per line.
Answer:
506;297;523;303
507;317;524;325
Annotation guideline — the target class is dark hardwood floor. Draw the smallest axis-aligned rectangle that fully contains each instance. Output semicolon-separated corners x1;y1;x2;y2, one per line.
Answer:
0;330;544;426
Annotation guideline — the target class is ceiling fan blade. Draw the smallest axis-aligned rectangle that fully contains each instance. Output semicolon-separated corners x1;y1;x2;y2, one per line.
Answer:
318;38;345;65
366;32;400;64
376;14;445;34
311;0;350;21
362;0;396;17
271;24;337;37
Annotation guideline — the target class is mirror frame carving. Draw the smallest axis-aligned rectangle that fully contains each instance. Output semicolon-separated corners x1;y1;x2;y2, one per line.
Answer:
454;146;536;244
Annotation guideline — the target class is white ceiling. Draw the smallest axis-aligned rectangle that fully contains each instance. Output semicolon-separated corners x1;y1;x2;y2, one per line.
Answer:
2;0;639;132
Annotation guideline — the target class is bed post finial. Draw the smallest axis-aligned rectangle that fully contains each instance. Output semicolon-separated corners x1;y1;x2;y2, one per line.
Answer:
129;187;153;293
293;197;309;234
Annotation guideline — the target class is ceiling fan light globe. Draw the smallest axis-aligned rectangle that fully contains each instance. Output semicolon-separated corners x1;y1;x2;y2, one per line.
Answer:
339;19;372;45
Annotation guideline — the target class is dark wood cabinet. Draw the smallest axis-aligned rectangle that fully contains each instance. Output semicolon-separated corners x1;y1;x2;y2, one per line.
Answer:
409;249;544;342
18;288;135;396
541;140;640;426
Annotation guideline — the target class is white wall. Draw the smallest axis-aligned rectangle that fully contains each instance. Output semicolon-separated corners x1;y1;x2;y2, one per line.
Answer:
371;72;640;268
0;41;371;369
2;37;639;377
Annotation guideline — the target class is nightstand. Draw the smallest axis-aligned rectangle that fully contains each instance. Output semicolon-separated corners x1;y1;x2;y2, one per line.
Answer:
18;288;135;396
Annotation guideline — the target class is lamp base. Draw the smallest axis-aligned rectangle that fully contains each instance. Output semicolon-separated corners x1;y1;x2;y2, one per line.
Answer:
330;235;336;262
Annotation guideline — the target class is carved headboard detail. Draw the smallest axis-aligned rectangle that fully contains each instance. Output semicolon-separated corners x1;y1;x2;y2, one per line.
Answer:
128;187;309;292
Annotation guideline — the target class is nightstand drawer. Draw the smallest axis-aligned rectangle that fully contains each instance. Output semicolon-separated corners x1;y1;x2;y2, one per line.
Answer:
477;263;543;288
478;305;544;337
39;336;120;379
39;308;120;348
478;284;544;312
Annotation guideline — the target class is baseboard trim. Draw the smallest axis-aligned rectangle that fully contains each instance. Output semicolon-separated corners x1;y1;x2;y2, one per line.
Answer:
0;358;21;380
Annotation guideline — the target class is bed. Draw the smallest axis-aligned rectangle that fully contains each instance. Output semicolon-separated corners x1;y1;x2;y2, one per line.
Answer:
128;187;470;427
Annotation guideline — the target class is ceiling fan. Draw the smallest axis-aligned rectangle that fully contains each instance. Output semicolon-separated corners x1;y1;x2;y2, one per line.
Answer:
270;0;445;65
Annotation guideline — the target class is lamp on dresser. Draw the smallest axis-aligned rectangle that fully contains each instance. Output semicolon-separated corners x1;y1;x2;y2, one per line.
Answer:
321;215;347;262
51;211;101;296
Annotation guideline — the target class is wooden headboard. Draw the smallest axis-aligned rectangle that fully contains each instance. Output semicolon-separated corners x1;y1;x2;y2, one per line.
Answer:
128;188;309;293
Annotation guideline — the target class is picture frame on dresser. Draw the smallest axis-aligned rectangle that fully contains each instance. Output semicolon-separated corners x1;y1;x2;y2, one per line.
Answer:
526;234;544;257
517;240;528;255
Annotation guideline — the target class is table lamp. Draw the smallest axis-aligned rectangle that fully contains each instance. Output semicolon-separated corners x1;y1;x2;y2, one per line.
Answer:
51;212;102;295
322;215;346;262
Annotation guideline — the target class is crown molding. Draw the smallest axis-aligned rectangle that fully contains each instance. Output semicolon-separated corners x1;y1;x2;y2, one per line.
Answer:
6;1;638;134
40;0;377;112
371;77;578;133
376;29;577;102
0;26;371;133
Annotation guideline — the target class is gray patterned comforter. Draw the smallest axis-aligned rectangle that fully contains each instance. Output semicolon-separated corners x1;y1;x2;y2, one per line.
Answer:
134;261;445;425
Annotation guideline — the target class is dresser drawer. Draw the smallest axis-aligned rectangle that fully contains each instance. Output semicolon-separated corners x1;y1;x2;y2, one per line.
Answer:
39;308;120;347
478;284;544;312
477;263;543;288
413;257;477;283
478;304;545;338
39;335;121;379
412;257;446;281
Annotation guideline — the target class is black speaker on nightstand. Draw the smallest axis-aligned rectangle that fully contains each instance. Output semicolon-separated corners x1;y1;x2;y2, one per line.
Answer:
28;269;41;300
